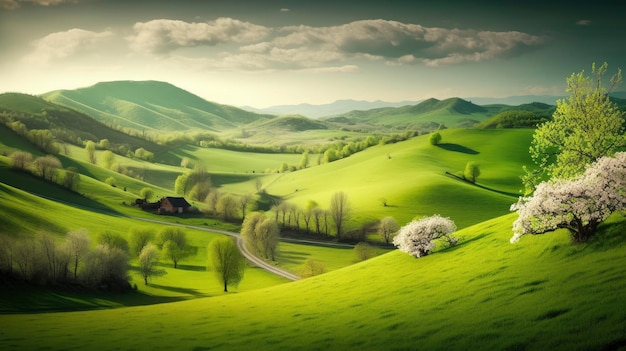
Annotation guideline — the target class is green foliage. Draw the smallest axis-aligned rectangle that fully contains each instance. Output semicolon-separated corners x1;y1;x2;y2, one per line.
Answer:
429;131;442;145
477;110;551;129
139;187;154;201
207;236;245;292
524;62;625;191
85;140;97;164
139;244;166;285
105;176;116;187
464;161;481;183
158;227;190;268
97;231;129;253
353;242;375;262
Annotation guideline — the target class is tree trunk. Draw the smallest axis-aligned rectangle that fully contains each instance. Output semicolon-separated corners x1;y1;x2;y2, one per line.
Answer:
144;276;148;285
224;281;228;292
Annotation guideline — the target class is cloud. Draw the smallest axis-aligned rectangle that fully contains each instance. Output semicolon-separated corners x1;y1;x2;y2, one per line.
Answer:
124;17;544;71
280;8;290;12
229;19;545;70
24;28;113;64
1;0;76;9
128;18;272;54
576;19;592;26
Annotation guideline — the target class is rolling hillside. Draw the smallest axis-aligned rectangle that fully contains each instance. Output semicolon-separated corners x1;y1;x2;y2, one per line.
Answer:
324;97;500;130
42;81;275;132
0;93;159;151
235;128;534;230
1;212;624;350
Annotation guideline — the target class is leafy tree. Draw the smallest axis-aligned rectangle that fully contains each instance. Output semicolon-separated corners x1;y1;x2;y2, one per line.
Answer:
299;151;309;169
241;212;265;255
9;151;32;170
217;193;238;221
105;176;116;187
239;193;253;219
98;231;129;253
33;155;61;181
129;227;155;257
379;216;400;245
330;191;351;240
511;152;626;244
158;227;190;268
139;187;154;201
180;157;190;168
0;234;15;274
300;258;326;278
66;229;91;279
101;150;115;169
323;148;340;163
255;218;280;261
85;140;97;164
62;167;81;191
393;215;457;258
523;62;624;192
464;162;480;183
138;244;166;285
81;244;129;288
354;242;375;262
190;181;211;202
174;173;189;195
207;237;246;292
98;139;110;150
429;132;442;145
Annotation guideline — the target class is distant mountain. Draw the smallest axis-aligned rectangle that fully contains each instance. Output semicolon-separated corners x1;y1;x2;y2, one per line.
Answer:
42;81;275;132
242;99;422;118
323;97;496;130
464;95;563;106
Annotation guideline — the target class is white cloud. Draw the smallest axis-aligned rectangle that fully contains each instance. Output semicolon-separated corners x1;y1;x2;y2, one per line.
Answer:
24;28;113;65
1;0;76;9
280;8;290;12
128;18;272;54
576;19;592;26
123;17;544;72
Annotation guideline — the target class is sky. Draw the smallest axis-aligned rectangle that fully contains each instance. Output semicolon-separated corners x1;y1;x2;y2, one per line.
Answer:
1;0;625;107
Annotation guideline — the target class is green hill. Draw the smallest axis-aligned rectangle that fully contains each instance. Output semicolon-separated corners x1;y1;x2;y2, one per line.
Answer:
0;92;159;151
324;97;497;130
239;128;534;230
42;81;275;132
1;211;624;350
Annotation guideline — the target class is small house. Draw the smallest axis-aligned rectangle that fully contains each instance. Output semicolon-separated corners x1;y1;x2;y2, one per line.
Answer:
159;197;191;214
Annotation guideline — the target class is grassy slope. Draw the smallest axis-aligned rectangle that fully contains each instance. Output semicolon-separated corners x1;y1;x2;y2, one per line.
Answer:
42;81;274;132
250;128;534;229
1;213;624;350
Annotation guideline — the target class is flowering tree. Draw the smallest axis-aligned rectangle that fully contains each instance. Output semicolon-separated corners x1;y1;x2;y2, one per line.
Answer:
511;152;626;244
393;215;457;258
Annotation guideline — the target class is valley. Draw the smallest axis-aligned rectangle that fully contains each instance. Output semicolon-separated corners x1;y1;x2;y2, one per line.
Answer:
0;80;625;351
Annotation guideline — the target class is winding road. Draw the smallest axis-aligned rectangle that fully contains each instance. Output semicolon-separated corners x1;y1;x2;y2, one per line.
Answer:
30;191;355;282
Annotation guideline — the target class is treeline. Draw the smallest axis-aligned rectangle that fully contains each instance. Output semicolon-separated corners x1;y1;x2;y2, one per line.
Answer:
476;110;551;129
0;230;130;291
7;151;81;191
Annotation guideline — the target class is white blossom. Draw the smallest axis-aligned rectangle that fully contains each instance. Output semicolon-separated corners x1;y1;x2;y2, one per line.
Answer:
511;152;626;243
393;215;456;258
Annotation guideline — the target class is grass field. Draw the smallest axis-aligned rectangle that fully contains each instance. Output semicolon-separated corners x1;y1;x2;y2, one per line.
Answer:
253;128;534;230
1;212;624;350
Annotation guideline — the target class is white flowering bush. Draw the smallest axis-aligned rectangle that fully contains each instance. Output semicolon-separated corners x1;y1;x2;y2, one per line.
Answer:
393;215;457;258
511;152;626;244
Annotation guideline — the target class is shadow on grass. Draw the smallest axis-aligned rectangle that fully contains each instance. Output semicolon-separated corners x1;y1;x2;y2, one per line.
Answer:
276;251;311;265
437;143;479;155
148;283;208;297
176;264;207;272
444;172;519;198
439;233;489;254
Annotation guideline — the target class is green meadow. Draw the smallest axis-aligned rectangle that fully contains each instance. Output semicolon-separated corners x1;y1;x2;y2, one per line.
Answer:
2;82;625;351
1;213;624;350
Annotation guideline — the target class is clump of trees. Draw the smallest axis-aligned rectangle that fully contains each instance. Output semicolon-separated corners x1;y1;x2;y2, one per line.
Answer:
393;215;457;258
0;229;131;291
8;151;80;192
207;237;246;292
511;152;626;244
300;258;326;278
157;227;191;268
241;213;280;261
